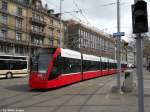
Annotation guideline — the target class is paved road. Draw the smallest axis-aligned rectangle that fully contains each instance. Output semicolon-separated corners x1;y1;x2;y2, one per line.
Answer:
0;70;150;112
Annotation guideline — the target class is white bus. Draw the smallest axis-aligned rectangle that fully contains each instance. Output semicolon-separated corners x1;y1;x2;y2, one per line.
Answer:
0;55;29;78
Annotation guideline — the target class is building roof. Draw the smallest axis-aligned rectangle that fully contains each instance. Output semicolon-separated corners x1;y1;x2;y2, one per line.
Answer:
66;19;115;42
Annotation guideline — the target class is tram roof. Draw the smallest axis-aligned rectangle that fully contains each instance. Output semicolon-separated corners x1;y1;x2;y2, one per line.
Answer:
61;48;81;59
101;57;108;62
83;54;100;62
109;59;117;63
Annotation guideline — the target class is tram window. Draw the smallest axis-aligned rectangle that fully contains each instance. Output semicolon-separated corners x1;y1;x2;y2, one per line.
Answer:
113;63;115;69
115;63;117;69
102;62;105;70
104;62;108;70
83;60;100;72
107;62;109;69
111;63;113;69
112;63;115;69
121;64;123;68
110;63;112;69
103;62;105;70
101;62;104;70
100;62;102;70
108;63;110;69
61;57;82;74
49;55;61;80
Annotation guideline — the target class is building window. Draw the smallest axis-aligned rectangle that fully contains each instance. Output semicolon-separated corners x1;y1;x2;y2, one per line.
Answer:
16;32;22;41
15;45;23;54
50;19;53;25
32;12;35;19
32;12;38;20
32;37;43;45
32;25;43;33
17;7;23;16
0;30;7;39
40;16;44;22
1;1;7;10
16;18;22;29
32;12;44;22
50;39;53;47
0;44;10;53
50;28;54;37
36;1;41;9
0;14;7;24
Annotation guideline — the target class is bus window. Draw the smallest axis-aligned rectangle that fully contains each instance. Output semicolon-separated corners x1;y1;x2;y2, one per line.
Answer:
0;60;9;70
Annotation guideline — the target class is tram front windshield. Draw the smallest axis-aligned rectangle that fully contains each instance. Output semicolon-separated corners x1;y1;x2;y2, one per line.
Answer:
31;48;56;74
38;53;52;73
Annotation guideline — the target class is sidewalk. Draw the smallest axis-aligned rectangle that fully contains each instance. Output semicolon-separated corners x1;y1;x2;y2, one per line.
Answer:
80;69;150;112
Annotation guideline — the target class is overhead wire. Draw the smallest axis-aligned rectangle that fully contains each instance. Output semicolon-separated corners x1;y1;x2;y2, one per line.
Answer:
72;0;90;25
99;1;132;7
43;0;82;22
44;0;133;34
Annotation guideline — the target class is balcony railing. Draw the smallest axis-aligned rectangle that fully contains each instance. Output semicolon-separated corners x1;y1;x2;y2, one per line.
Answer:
0;7;8;14
30;30;45;37
0;36;5;41
30;18;46;27
9;0;28;6
0;37;28;45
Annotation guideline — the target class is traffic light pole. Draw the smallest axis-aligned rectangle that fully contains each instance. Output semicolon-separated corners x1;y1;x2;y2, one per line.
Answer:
134;0;145;112
136;34;144;112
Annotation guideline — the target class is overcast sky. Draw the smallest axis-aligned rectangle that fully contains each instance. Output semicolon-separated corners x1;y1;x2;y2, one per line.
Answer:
42;0;150;42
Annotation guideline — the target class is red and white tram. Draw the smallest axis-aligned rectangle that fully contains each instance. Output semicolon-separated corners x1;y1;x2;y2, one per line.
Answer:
29;48;127;89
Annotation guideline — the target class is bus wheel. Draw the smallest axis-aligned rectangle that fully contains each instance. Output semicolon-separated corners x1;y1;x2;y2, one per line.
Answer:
6;72;13;79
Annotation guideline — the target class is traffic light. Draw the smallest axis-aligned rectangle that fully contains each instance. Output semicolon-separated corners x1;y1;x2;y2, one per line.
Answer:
132;1;148;34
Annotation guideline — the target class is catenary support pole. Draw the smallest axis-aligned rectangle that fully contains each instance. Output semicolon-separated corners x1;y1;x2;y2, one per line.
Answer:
59;0;63;47
116;0;121;92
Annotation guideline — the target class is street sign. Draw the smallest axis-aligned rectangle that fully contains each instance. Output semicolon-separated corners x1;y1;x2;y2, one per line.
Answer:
113;32;125;37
